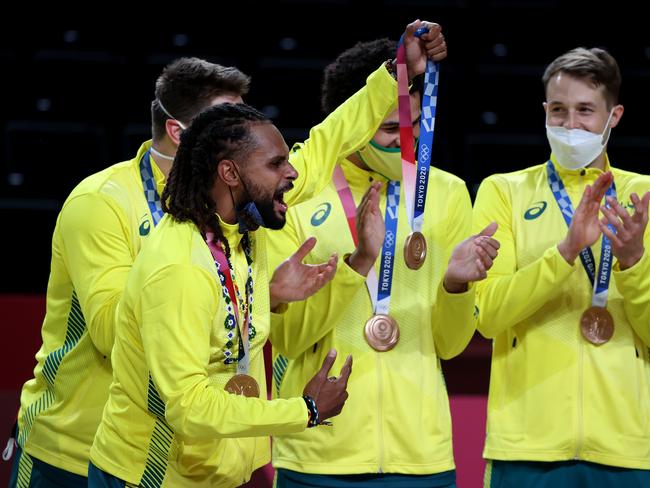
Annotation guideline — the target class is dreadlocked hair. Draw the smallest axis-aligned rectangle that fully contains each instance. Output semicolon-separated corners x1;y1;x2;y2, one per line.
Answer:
161;102;269;256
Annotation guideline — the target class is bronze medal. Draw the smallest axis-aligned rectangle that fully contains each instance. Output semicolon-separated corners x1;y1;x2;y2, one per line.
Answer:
364;314;400;352
580;306;614;345
224;374;260;398
404;231;427;270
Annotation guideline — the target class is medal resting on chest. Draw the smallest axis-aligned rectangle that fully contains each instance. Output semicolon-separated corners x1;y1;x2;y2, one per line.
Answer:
546;161;616;344
205;232;260;397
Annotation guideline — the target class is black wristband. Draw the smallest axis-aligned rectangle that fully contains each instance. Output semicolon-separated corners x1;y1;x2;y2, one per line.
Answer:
302;394;319;428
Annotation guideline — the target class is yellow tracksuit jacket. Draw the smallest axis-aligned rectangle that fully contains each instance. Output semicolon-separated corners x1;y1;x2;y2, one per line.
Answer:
266;159;476;474
17;141;163;475
474;155;650;469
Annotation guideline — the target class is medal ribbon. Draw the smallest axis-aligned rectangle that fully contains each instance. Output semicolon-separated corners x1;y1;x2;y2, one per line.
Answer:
546;161;616;307
332;166;400;315
139;149;165;226
397;27;437;232
205;233;252;374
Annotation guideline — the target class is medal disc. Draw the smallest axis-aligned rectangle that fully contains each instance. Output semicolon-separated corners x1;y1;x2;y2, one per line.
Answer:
404;231;427;270
580;306;614;345
364;314;400;352
224;374;260;397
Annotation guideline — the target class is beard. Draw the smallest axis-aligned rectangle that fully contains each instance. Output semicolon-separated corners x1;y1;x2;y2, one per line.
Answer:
255;198;285;230
239;174;292;230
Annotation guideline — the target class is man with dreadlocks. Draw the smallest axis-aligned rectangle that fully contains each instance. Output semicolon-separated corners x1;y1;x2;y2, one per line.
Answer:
86;16;446;484
9;57;251;488
87;102;354;486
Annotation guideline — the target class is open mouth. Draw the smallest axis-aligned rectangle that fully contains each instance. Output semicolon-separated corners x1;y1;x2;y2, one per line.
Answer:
273;190;288;214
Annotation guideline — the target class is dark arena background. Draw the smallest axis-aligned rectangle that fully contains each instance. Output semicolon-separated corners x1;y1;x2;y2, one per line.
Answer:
1;2;647;485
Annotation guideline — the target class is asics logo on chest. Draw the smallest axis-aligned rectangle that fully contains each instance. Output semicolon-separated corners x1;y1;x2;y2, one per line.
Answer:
139;216;151;236
311;203;332;226
524;201;547;220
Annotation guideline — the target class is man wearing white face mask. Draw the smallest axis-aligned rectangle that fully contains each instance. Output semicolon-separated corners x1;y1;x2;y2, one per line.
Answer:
266;24;500;487
474;47;650;486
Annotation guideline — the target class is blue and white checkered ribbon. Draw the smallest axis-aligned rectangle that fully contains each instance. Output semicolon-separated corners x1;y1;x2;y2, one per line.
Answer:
546;161;616;306
139;150;164;226
374;181;401;315
333;167;401;316
411;61;437;232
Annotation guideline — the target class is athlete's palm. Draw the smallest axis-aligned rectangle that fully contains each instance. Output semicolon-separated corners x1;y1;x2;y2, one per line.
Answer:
566;172;613;252
269;238;337;309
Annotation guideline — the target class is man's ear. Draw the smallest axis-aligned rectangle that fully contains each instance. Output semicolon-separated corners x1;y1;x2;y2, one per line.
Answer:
165;119;185;146
217;159;240;188
609;104;624;129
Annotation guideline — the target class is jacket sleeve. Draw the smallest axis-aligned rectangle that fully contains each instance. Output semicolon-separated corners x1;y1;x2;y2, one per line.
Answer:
265;216;366;359
473;175;577;339
58;193;134;356
140;263;308;439
613;235;650;346
431;181;477;359
285;65;397;206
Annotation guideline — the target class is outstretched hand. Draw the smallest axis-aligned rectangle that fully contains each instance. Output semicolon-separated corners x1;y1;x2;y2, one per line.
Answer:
269;237;337;310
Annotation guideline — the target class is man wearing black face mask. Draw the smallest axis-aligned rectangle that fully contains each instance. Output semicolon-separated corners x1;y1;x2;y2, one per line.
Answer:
87;103;356;487
230;162;295;232
8;57;254;488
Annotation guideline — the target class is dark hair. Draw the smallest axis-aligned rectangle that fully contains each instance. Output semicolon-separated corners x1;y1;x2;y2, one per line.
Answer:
542;47;621;108
161;103;269;254
151;57;251;141
321;38;398;115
